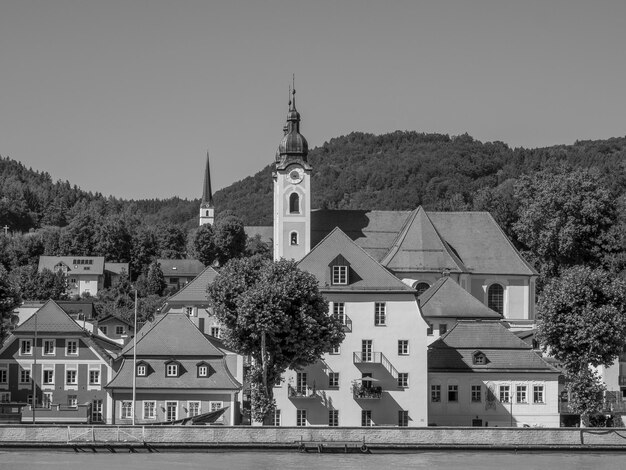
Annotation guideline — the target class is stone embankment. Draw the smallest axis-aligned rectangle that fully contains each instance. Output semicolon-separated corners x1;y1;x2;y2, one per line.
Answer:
1;425;626;452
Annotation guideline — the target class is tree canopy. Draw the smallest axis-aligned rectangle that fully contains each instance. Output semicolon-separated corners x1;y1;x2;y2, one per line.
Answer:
0;265;21;343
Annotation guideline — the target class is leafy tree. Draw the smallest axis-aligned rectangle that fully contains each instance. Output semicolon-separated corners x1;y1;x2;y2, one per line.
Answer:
145;260;166;296
130;226;159;279
536;266;626;422
188;224;217;266
157;223;187;259
207;257;344;422
8;266;69;301
213;213;246;265
93;216;132;262
513;167;619;282
0;265;21;344
245;233;272;259
565;368;607;418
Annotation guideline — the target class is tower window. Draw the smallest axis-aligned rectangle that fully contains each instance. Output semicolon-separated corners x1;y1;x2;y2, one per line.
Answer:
289;193;300;214
205;210;209;216
290;231;299;245
488;283;504;315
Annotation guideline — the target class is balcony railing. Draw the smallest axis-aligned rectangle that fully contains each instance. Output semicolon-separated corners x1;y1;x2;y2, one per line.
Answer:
21;403;92;423
287;385;318;399
353;351;399;379
352;385;383;400
333;313;352;333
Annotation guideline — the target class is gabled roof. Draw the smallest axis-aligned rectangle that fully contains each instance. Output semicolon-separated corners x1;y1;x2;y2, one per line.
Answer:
38;256;105;275
380;207;465;272
17;300;86;334
157;259;206;277
297;227;414;292
429;321;557;373
166;266;219;304
119;311;224;357
418;276;502;319
97;314;134;328
104;262;129;275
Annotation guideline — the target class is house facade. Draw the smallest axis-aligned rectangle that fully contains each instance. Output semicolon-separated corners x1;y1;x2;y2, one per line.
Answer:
0;300;120;423
157;259;206;293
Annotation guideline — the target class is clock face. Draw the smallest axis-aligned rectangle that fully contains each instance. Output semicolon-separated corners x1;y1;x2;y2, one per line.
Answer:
288;167;304;184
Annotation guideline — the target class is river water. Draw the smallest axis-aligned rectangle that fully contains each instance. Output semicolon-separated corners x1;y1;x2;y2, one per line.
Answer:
0;450;624;470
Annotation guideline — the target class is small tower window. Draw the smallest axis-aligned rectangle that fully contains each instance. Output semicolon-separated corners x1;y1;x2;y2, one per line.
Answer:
290;231;299;246
488;283;504;315
205;210;209;216
289;193;300;214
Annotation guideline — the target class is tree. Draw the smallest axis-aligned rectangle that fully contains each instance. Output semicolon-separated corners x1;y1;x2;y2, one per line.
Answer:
213;213;246;265
513;167;619;282
145;260;166;296
536;266;626;422
9;266;69;301
0;266;21;344
207;257;344;422
156;223;187;259
188;224;217;266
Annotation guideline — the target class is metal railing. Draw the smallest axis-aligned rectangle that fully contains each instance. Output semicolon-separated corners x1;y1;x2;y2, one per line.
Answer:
353;351;399;379
287;384;317;399
352;385;383;400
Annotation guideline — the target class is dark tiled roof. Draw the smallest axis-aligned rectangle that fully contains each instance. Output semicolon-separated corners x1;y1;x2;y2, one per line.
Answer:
428;321;557;373
119;312;224;357
418;277;501;319
157;259;206;277
166;266;219;304
105;357;240;390
38;256;105;275
17;300;86;334
104;262;129;275
297;227;414;292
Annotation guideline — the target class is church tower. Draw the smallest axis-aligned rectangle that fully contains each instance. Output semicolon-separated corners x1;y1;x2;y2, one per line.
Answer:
273;84;311;261
199;152;215;226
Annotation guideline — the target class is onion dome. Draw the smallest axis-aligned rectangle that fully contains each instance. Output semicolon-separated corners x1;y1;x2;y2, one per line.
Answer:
276;86;308;161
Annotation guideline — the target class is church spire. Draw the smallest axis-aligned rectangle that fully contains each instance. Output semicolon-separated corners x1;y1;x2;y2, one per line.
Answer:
199;151;215;226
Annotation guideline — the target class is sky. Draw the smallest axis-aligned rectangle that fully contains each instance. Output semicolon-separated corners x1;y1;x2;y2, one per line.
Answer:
1;0;625;200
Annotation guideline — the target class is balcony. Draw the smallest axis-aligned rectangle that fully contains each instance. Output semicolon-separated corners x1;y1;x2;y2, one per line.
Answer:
352;385;383;400
333;313;352;333
287;385;318;399
21;403;92;423
619;376;626;386
353;351;399;379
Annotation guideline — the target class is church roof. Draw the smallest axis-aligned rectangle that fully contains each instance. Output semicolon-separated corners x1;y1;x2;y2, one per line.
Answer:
297;227;414;292
202;152;214;207
166;266;219;304
418;276;502;319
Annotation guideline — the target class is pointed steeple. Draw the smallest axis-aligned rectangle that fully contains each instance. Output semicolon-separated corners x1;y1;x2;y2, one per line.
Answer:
201;151;213;207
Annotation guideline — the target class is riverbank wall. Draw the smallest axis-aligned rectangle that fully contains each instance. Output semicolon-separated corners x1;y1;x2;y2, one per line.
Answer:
1;425;626;451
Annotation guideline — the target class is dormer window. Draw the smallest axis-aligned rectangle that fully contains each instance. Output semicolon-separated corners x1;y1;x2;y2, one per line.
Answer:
332;266;347;285
166;362;180;377
197;362;210;378
472;351;488;365
137;364;147;376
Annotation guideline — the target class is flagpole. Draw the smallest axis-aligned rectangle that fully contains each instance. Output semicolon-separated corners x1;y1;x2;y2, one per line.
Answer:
132;289;137;425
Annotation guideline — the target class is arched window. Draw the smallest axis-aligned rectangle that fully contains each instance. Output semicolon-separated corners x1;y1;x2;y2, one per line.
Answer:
414;282;430;296
487;283;504;315
290;231;299;246
205;210;209;216
289;193;300;214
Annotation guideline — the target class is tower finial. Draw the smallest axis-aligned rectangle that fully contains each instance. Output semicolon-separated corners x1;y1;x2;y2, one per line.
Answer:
291;74;296;110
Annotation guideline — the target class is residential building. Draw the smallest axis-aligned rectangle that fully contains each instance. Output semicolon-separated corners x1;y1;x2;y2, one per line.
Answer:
157;259;206;292
105;311;242;425
428;321;560;427
96;314;134;344
0;300;121;423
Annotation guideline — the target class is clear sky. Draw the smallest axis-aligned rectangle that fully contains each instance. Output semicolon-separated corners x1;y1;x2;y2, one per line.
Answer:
1;0;625;200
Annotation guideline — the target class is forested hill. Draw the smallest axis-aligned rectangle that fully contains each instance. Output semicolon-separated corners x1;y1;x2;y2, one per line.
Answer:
2;131;626;230
213;131;626;225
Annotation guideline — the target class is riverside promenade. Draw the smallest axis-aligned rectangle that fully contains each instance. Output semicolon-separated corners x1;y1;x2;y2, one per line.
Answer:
2;425;626;452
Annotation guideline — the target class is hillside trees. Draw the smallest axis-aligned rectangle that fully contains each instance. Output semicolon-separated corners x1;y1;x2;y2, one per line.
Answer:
0;266;21;344
8;266;69;301
207;257;344;422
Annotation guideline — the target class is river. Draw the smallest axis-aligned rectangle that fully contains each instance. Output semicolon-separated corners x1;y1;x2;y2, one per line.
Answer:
0;450;624;469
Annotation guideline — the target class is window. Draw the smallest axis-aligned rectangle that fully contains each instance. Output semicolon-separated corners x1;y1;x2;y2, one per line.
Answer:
137;364;147;376
43;393;53;408
471;385;482;402
121;401;133;419
185;307;194;316
66;340;78;355
374;302;386;326
43;369;54;385
165;401;177;422
331;265;348;285
516;385;527;404
0;368;7;384
20;368;31;384
330;344;341;355
20;339;32;356
89;369;100;385
329;410;339;427
43;339;55;355
448;385;458;402
439;324;448;335
210;327;221;338
188;401;201;417
361;410;373;427
0;392;11;403
296;409;307;427
431;385;441;402
289;192;300;213
290;231;299;245
361;340;373;362
415;282;430;296
500;385;510;403
66;369;77;385
198;365;208;377
144;401;156;419
473;352;487;365
70;278;77;284
100;326;108;335
329;372;339;388
271;409;281;426
115;326;125;335
533;385;544;404
296;372;307;394
398;410;409;427
169;278;179;285
397;373;409;388
426;323;433;336
398;340;409;355
68;395;77;408
92;400;103;422
166;363;179;377
488;283;504;315
333;302;346;325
